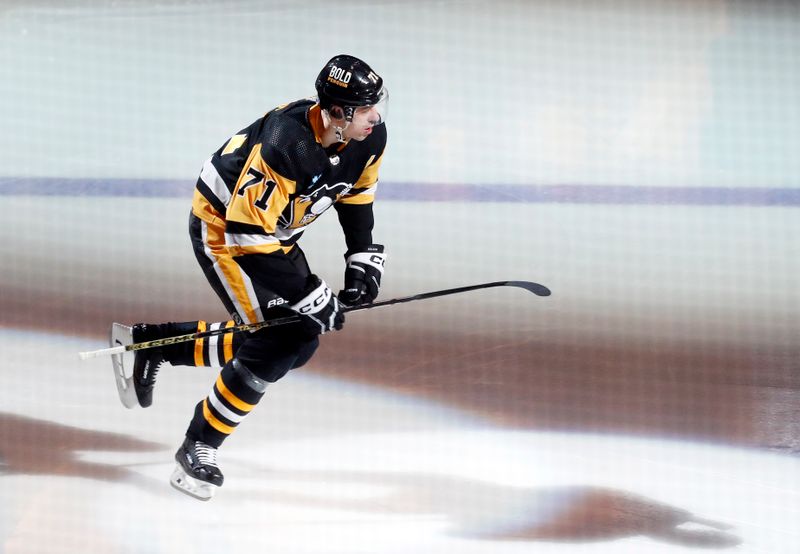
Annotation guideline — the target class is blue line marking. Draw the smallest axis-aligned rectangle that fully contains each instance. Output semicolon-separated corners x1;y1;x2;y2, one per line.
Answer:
1;177;798;206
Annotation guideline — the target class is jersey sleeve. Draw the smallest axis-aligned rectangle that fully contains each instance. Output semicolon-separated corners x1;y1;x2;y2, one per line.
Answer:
334;202;374;252
191;126;256;224
338;125;387;207
334;125;386;250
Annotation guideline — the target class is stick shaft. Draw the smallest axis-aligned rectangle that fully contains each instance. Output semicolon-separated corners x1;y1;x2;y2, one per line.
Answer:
78;316;298;359
78;280;549;359
354;280;550;311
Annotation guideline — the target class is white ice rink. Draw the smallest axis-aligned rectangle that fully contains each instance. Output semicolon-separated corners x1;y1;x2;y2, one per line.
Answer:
2;330;799;553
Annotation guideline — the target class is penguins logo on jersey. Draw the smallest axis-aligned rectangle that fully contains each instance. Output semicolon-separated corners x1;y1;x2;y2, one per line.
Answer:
297;182;353;224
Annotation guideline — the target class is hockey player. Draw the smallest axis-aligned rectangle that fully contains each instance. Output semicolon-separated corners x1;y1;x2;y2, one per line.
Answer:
111;54;388;500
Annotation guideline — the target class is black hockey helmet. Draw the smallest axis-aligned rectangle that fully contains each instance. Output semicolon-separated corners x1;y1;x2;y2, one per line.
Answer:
315;54;388;123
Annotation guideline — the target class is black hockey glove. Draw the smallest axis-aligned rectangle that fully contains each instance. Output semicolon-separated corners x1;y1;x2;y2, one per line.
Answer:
338;244;387;306
289;275;345;336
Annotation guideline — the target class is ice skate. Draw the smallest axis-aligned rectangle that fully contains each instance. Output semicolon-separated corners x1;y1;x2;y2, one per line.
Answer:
109;323;167;408
170;438;224;501
130;323;166;408
109;323;138;409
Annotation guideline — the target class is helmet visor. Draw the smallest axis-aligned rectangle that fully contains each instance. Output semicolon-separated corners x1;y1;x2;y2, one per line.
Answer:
352;86;389;125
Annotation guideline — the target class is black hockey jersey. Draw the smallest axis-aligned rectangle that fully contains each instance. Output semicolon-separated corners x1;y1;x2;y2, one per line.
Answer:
191;99;387;256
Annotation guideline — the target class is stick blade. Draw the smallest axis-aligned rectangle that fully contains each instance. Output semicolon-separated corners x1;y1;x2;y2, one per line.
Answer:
504;280;551;297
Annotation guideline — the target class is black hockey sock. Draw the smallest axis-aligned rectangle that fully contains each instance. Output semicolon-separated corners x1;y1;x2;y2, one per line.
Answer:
160;320;245;367
186;358;268;448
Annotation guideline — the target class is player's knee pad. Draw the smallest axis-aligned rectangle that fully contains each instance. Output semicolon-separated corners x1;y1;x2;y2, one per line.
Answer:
234;332;319;383
220;358;269;398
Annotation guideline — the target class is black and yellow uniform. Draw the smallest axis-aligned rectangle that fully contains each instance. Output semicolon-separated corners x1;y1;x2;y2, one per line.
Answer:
191;98;385;324
174;98;386;447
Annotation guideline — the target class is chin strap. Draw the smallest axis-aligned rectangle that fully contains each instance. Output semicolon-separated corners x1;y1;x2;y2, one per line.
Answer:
333;120;351;143
324;105;355;143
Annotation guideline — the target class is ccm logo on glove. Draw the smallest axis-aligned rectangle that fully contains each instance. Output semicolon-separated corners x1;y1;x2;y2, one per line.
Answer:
339;244;387;306
296;287;331;314
290;275;344;335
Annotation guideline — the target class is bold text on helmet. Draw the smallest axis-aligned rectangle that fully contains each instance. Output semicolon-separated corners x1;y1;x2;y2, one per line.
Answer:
327;66;352;88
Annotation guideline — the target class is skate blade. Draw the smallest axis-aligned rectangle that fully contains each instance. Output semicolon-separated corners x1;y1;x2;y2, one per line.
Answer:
170;465;218;501
109;322;139;409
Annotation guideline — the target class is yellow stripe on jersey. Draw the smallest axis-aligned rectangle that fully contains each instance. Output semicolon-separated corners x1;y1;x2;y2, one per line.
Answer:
339;151;384;206
192;188;225;223
216;250;263;323
202;399;236;435
194;320;207;367
215;374;256;413
198;218;262;325
354;151;383;188
338;187;377;205
221;133;247;156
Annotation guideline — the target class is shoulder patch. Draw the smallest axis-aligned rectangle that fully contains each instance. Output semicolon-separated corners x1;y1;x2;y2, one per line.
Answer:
222;134;247;155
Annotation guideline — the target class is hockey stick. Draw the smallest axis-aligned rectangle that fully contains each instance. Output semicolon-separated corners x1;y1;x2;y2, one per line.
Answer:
78;280;549;360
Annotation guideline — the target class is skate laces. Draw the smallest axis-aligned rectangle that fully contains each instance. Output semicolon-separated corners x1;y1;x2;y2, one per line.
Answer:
146;356;164;384
195;442;219;467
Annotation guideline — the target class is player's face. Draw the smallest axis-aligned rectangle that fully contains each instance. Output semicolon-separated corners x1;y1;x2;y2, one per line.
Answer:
344;105;381;141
